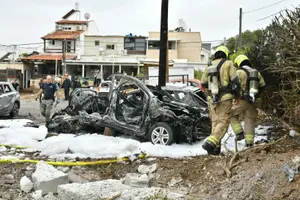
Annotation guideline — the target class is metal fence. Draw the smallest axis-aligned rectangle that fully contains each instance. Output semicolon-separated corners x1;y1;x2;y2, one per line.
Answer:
138;74;189;86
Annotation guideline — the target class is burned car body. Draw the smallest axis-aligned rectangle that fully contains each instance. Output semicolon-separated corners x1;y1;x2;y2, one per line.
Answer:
48;75;211;145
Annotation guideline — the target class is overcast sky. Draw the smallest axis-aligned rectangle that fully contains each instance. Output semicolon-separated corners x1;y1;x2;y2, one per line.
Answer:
0;0;299;46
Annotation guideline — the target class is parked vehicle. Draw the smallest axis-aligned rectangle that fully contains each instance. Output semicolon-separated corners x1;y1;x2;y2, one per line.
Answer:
0;82;20;117
186;79;205;92
48;75;211;145
169;79;205;92
97;81;114;93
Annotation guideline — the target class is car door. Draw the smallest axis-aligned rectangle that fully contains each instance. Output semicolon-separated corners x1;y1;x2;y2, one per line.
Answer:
0;84;14;115
101;76;151;136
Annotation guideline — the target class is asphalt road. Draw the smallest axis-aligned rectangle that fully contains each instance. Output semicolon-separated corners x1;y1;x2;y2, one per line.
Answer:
18;99;69;125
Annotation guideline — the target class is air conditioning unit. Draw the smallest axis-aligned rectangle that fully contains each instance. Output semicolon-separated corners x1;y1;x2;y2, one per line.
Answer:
77;25;83;31
56;25;62;31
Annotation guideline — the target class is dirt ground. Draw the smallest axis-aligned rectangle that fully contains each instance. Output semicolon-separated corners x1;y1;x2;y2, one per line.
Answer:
0;92;299;199
69;136;300;200
0;136;299;200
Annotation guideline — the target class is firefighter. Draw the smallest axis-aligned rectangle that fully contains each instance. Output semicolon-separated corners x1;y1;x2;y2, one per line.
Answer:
201;46;240;155
230;55;266;147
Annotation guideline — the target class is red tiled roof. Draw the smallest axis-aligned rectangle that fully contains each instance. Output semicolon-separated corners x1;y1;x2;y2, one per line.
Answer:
56;20;88;25
22;54;76;61
41;31;83;40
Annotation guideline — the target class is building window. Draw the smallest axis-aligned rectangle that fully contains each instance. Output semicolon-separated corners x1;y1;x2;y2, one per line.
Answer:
106;44;115;50
168;41;176;49
95;41;100;46
148;41;160;49
51;40;55;45
148;41;176;50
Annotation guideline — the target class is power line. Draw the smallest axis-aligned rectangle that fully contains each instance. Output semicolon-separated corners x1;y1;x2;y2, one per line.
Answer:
243;0;286;14
257;9;284;21
1;38;225;47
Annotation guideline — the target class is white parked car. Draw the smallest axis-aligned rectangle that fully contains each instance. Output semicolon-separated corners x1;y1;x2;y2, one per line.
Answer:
0;82;20;117
97;81;114;93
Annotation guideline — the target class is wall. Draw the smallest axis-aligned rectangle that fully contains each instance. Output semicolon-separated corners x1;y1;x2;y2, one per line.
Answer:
84;36;125;56
86;21;100;35
45;40;77;54
147;49;178;60
200;48;211;64
146;32;201;62
147;65;194;85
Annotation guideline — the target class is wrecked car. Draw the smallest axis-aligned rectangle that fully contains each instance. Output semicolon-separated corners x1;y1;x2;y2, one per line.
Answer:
48;75;211;145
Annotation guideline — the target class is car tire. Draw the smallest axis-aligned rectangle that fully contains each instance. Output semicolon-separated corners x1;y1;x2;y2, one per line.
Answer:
148;122;174;145
10;102;19;118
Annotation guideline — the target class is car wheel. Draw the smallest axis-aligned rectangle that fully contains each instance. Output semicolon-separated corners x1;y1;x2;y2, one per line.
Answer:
10;102;19;117
148;122;174;145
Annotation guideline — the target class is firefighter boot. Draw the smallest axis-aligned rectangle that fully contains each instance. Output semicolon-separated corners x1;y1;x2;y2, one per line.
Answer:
211;145;221;155
202;140;217;155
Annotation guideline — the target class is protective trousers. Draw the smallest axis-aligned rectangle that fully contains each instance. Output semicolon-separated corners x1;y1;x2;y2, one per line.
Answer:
206;99;232;147
230;99;258;145
40;99;54;125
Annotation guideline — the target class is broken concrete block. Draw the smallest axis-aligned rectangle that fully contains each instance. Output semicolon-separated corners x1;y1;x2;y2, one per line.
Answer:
56;167;70;173
58;179;129;200
31;190;43;200
20;176;33;193
32;161;69;195
68;170;89;183
138;164;157;174
124;173;149;188
121;187;185;200
43;193;58;200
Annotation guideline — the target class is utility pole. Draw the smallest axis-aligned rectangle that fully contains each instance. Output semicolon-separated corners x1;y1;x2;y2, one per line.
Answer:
158;0;169;87
238;8;243;49
62;39;66;75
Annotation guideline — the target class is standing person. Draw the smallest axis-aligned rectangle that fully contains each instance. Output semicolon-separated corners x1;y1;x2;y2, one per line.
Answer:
230;55;266;147
201;46;240;155
11;79;20;91
62;74;71;101
35;75;58;126
38;78;46;103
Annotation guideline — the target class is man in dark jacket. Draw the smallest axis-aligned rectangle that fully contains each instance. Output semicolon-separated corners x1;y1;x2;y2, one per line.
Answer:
62;74;71;101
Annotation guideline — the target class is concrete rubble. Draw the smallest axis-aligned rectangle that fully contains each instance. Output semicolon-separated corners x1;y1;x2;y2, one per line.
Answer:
124;173;149;188
31;190;43;200
137;163;157;174
32;161;69;195
57;179;185;200
68;170;89;183
57;179;129;200
20;176;33;193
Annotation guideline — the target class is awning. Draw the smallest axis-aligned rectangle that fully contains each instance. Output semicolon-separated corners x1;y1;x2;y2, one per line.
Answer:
22;54;77;61
41;31;83;40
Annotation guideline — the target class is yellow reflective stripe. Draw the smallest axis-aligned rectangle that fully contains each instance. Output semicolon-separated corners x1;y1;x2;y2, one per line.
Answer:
206;136;218;145
231;123;243;134
245;134;254;144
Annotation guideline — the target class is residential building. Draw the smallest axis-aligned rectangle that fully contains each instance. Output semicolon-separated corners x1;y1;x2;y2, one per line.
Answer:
22;9;100;77
146;31;202;62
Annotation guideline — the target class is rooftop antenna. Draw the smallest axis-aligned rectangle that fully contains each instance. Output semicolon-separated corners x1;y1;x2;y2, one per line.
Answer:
75;2;80;20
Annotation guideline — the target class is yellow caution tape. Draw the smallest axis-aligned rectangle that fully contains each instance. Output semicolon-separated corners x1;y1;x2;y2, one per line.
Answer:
0;153;147;166
0;144;30;149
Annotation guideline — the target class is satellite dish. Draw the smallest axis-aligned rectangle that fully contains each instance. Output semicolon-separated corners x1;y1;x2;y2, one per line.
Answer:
84;13;90;21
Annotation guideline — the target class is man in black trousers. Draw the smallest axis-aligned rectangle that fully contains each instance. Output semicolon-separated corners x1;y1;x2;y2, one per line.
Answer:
62;74;71;101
